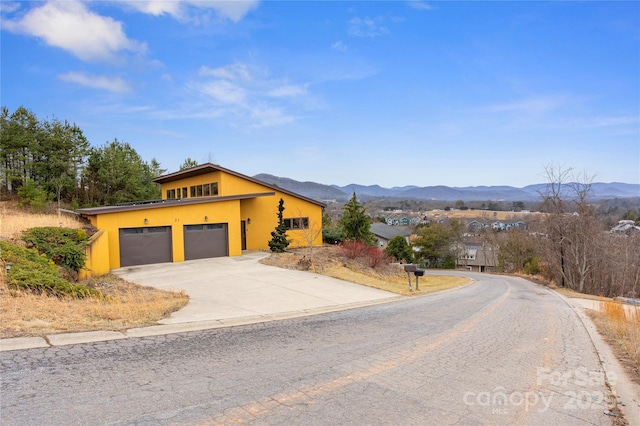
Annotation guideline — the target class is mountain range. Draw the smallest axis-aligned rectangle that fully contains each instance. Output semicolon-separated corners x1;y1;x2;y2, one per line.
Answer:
253;173;640;203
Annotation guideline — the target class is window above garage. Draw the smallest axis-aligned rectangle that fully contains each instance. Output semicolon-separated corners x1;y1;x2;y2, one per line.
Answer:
189;182;218;198
167;183;219;199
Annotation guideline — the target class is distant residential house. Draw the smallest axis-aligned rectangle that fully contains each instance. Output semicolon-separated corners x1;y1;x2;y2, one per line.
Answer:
491;221;505;230
384;213;422;226
610;220;640;234
370;223;412;248
513;221;526;230
467;220;488;230
491;220;526;231
456;241;497;273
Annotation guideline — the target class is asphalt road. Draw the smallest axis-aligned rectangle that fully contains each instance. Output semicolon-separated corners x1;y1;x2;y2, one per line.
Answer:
1;273;611;425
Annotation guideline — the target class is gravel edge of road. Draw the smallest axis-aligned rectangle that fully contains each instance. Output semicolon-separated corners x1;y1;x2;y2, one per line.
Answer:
549;288;640;426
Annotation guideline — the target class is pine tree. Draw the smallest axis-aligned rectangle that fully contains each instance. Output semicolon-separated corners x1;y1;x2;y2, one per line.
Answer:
339;192;375;244
268;198;290;252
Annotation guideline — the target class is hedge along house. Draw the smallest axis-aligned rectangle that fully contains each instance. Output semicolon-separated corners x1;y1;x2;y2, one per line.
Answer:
77;164;325;271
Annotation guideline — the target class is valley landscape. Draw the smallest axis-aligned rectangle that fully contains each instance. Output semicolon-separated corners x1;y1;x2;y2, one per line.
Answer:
254;173;640;203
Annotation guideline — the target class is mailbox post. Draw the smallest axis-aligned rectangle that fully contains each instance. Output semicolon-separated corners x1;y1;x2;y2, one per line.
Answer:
403;264;417;291
414;269;425;290
403;264;425;291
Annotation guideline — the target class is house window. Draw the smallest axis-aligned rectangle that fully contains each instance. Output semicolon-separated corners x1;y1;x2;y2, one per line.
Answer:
187;183;219;198
166;189;176;199
284;217;309;230
182;187;188;198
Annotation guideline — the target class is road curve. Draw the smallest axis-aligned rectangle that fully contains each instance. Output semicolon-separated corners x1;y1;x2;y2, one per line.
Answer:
1;273;611;425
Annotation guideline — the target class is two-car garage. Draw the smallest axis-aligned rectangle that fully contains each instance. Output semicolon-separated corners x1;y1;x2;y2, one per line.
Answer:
118;223;228;267
76;165;326;274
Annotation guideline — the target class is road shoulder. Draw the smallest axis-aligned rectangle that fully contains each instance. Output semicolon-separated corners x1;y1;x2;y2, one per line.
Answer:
552;290;640;425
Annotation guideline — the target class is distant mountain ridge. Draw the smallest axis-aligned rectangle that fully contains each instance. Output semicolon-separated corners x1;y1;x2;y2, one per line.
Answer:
252;174;640;202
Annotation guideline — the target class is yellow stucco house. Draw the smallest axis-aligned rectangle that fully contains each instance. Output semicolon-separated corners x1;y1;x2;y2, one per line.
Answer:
77;164;325;273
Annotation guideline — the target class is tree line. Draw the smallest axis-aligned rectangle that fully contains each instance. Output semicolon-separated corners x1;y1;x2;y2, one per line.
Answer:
1;106;166;208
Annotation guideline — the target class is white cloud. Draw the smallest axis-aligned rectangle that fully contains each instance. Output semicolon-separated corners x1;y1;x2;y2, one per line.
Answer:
187;61;313;127
121;0;260;23
250;105;295;128
268;84;307;98
120;1;182;17
200;63;252;81
198;80;247;105
59;71;131;93
331;41;348;51
204;0;260;22
348;17;389;37
408;1;435;11
3;1;146;62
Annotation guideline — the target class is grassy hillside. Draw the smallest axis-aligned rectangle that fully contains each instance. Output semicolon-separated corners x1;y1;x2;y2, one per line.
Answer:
0;202;188;338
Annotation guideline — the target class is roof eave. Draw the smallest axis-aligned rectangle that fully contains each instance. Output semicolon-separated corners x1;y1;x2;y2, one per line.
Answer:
76;192;275;215
153;163;326;208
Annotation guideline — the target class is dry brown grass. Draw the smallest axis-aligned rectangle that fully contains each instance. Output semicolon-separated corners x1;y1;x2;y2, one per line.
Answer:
0;201;85;239
261;245;469;296
588;300;640;386
1;274;188;339
321;263;468;296
600;300;640;366
0;202;189;339
432;209;541;221
554;287;613;301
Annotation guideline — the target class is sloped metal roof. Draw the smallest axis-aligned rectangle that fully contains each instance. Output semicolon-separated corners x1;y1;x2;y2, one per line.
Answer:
153;163;326;207
76;192;275;215
370;223;412;240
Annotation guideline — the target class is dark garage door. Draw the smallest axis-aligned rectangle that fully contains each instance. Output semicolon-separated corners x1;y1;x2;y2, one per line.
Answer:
119;226;172;267
184;223;228;260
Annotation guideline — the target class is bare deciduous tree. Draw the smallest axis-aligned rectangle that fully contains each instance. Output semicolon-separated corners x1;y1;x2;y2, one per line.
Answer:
538;165;602;293
296;208;323;263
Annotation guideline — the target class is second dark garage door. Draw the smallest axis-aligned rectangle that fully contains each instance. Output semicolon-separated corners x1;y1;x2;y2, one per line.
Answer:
184;223;228;260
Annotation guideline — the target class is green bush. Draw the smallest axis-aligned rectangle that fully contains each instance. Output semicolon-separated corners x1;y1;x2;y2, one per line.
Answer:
524;256;541;275
17;179;49;212
21;227;87;273
322;226;344;244
76;228;87;241
384;235;413;263
1;241;100;298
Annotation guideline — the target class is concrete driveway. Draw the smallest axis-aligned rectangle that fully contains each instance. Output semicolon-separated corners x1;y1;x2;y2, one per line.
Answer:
112;251;399;324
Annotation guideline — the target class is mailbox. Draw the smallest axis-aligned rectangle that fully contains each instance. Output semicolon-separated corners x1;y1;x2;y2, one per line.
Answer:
403;264;417;273
404;264;421;291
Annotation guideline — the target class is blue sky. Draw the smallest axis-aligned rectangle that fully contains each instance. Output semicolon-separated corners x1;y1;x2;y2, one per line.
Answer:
2;1;639;188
